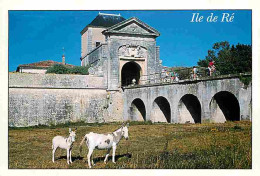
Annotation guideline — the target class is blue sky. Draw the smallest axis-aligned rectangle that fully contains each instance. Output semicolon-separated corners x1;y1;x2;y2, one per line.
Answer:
9;10;251;71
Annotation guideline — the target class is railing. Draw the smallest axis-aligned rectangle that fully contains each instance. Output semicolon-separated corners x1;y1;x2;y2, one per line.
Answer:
133;67;209;86
124;68;251;88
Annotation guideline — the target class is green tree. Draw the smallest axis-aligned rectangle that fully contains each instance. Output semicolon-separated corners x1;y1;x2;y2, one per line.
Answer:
197;41;252;75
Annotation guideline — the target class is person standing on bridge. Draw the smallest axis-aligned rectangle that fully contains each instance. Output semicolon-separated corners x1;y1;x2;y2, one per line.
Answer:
170;71;175;83
161;69;166;83
192;66;198;79
208;60;216;76
175;72;179;81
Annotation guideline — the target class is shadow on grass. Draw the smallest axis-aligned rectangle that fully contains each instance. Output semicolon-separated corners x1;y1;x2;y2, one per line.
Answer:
93;153;132;163
56;155;84;162
56;153;132;163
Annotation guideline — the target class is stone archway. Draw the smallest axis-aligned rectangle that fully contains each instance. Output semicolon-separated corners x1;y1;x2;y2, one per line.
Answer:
177;94;201;123
129;98;146;121
151;96;171;123
119;45;147;87
210;91;240;122
121;61;142;86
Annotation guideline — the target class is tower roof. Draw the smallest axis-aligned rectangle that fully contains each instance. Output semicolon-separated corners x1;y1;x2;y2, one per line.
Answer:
81;13;126;34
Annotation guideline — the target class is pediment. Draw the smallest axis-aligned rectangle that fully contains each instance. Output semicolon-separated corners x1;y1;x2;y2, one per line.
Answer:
118;22;150;34
102;17;160;37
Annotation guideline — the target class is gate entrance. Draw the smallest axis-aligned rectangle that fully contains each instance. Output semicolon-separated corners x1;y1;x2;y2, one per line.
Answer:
121;61;142;86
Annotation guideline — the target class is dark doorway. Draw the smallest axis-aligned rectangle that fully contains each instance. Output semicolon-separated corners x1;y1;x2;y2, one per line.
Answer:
121;62;141;86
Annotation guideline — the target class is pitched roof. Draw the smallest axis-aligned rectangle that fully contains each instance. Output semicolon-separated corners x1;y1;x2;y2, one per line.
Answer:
102;17;160;37
17;60;74;69
81;13;125;34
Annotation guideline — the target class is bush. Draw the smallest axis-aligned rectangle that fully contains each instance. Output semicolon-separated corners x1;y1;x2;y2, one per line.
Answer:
46;64;70;74
239;75;252;87
70;66;90;75
46;64;90;75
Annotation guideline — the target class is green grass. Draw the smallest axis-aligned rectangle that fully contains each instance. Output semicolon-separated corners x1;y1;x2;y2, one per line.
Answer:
8;121;251;169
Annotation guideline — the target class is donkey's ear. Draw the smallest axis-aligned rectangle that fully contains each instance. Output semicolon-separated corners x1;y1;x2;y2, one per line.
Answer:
121;122;125;127
69;128;72;133
75;128;77;132
126;123;129;127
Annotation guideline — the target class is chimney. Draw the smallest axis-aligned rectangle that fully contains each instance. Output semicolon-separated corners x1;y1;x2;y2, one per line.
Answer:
62;54;65;65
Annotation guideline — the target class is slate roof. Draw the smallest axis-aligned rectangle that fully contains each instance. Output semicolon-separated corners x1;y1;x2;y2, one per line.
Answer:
17;60;74;70
81;13;125;34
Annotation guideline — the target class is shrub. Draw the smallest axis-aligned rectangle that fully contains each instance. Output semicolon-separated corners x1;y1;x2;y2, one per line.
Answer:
46;64;70;74
46;64;90;75
70;66;90;75
239;75;252;87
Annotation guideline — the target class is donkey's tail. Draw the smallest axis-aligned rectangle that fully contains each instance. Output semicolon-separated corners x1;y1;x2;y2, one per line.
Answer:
79;134;87;154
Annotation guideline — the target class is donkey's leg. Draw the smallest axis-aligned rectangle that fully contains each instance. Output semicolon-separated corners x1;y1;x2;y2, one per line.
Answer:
67;149;70;165
69;148;72;163
91;157;95;166
87;148;94;168
52;146;57;163
104;148;111;164
112;145;117;163
91;151;95;166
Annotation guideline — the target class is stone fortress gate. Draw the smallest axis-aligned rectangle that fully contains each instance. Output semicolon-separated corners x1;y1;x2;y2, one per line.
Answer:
80;12;161;89
9;13;252;127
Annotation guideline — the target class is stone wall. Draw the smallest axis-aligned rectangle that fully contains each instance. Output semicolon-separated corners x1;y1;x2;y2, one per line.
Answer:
19;68;47;74
9;73;252;127
9;73;124;127
81;30;88;60
9;73;105;89
87;45;103;66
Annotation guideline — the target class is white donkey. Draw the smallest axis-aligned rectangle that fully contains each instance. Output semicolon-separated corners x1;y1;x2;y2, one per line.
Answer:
52;128;77;164
79;123;129;168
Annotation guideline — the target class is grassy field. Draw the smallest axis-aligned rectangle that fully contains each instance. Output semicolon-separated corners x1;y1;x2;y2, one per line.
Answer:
8;121;252;169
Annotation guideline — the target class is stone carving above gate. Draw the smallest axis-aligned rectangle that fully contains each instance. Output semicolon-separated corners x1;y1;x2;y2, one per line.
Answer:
118;45;147;58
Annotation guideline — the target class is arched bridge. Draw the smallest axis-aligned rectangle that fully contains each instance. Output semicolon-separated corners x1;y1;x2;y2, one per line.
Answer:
122;74;252;123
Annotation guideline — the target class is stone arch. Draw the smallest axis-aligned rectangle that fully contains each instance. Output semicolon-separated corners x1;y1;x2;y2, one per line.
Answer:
151;96;171;123
209;91;240;122
121;61;142;86
177;94;201;123
129;98;146;121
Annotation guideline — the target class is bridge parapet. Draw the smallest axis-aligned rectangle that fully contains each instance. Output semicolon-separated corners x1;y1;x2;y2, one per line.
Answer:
125;73;251;89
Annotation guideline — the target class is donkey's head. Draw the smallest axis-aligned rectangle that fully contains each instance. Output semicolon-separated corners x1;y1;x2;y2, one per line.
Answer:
69;128;77;142
121;123;129;140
